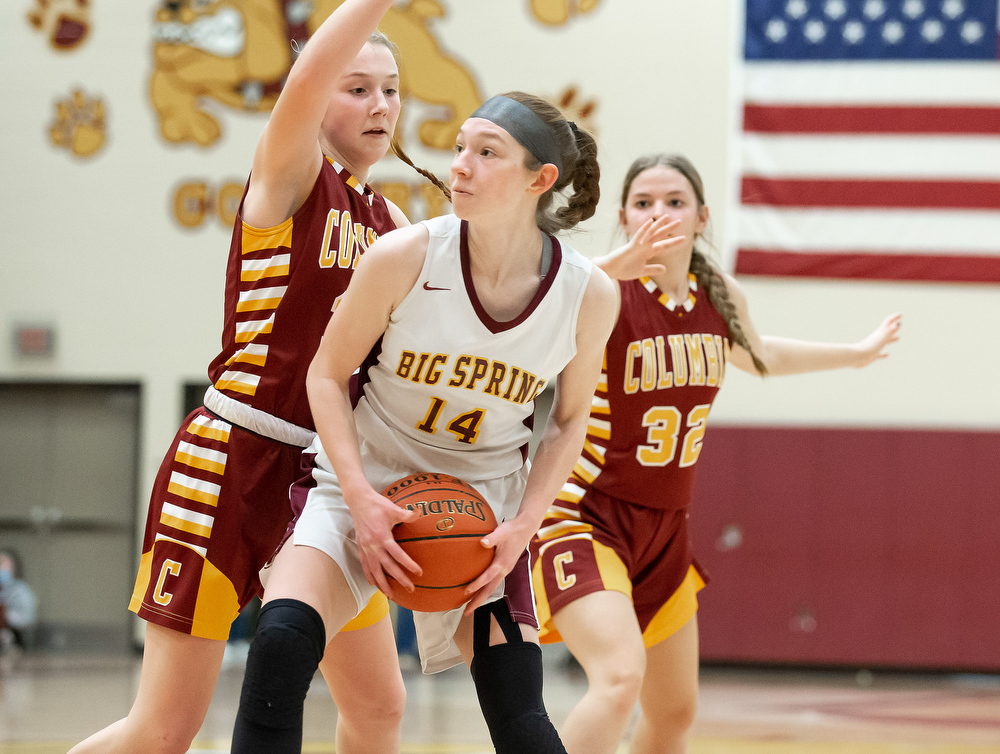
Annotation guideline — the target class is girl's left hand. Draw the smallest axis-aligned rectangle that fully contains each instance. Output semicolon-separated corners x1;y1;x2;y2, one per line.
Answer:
461;518;532;615
854;313;902;367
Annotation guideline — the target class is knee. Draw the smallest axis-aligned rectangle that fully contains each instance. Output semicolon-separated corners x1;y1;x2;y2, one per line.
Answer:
585;650;645;719
338;673;406;730
237;599;325;730
644;689;698;738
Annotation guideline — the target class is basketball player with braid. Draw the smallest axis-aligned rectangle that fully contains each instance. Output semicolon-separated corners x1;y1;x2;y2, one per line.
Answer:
531;154;902;754
230;94;617;753
69;2;441;752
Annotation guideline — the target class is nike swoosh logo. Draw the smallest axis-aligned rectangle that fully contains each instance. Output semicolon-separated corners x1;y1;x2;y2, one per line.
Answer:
423;282;450;291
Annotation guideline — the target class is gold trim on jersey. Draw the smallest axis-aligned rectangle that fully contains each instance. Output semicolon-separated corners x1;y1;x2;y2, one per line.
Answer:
214;370;262;397
641;273;698;313
236;285;288;313
159;501;215;539
327;156;375;205
234;314;275;343
187;414;231;442
225;344;269;368
241;252;291;281
241;216;293;254
174;440;228;475
166;471;222;507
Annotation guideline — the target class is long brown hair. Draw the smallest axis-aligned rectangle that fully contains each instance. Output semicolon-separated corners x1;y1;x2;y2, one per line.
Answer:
500;91;601;234
620;154;767;375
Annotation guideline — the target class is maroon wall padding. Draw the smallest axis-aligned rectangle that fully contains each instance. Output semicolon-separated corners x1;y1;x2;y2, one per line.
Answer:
688;426;1000;671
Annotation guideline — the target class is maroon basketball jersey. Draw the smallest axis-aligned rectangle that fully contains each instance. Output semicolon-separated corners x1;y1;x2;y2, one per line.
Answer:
577;275;730;511
207;158;395;430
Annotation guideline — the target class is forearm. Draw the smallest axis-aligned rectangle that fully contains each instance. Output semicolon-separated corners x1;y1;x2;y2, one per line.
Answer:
511;410;589;538
306;372;371;500
757;336;864;375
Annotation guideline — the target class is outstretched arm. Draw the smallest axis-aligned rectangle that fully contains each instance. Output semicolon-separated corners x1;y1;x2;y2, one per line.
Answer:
725;274;902;376
244;0;396;227
463;266;618;613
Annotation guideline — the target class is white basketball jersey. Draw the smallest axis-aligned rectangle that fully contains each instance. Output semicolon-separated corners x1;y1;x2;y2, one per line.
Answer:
352;213;592;482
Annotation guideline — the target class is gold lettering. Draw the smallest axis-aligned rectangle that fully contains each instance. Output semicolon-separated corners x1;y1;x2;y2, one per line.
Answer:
483;362;507;396
685;334;706;386
624;341;641;395
425;354;447;385
668;335;687;387
655;336;674;389
449;355;472;387
396;351;415;379
465;357;490;390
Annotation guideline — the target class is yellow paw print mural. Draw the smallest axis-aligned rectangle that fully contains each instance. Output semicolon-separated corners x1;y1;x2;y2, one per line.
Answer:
49;89;107;158
150;0;483;150
530;0;602;26
27;0;91;50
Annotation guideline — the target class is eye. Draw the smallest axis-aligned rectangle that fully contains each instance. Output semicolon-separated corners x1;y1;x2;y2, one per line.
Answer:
453;144;464;154
384;88;398;97
350;87;366;95
669;199;684;208
480;148;494;157
634;199;649;209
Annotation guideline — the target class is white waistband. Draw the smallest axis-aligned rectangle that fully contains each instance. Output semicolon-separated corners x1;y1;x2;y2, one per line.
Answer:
203;386;316;448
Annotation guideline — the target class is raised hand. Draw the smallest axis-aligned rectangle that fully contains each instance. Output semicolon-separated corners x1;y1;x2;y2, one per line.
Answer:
593;216;684;281
853;313;902;368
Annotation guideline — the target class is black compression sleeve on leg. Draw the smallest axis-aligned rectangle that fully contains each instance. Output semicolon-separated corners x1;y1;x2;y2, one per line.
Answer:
470;602;567;754
230;598;326;754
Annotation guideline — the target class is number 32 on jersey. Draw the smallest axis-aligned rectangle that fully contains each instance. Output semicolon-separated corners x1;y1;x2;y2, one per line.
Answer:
637;403;710;467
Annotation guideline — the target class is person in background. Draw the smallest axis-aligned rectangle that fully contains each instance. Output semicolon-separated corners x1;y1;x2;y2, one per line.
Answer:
0;549;37;652
531;153;902;754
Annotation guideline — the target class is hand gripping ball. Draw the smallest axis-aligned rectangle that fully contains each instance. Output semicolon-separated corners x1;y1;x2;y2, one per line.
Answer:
382;472;497;612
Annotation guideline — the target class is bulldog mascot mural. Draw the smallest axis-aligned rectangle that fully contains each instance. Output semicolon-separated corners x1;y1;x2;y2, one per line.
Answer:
151;0;483;150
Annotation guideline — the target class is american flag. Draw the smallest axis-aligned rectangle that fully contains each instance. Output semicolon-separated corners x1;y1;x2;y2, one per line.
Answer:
734;0;1000;283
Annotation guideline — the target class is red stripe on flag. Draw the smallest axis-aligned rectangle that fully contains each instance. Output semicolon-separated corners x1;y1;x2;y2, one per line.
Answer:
741;177;1000;209
734;249;1000;283
743;104;1000;135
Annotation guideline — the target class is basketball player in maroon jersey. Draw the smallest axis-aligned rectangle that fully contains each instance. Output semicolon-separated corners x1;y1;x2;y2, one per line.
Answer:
69;2;432;752
531;154;902;754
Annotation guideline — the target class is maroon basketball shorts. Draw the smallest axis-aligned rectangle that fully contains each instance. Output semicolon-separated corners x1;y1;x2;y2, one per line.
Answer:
129;408;308;640
531;485;706;648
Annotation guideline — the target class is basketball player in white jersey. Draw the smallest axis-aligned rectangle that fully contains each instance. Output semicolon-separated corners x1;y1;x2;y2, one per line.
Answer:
230;94;618;753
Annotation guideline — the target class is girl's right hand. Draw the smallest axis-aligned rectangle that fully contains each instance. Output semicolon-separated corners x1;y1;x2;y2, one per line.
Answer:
347;484;421;597
594;216;684;281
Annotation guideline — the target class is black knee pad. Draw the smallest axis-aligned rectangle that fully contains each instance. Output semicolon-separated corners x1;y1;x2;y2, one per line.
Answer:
231;598;326;754
470;635;566;754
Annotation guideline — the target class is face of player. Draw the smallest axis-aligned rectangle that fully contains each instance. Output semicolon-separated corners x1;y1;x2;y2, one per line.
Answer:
620;165;709;257
449;118;544;221
319;42;401;176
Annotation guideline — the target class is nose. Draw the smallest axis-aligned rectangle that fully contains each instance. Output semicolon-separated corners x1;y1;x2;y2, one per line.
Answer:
451;148;470;178
650;201;672;220
371;90;389;116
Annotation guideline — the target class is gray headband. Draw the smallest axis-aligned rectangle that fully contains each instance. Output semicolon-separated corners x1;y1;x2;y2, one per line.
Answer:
470;95;562;177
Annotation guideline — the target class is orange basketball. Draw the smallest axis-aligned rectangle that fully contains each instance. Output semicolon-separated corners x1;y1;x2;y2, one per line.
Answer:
382;472;497;612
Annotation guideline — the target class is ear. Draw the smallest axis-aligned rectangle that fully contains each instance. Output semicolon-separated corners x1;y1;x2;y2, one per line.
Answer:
527;163;560;196
695;204;709;236
618;207;629;235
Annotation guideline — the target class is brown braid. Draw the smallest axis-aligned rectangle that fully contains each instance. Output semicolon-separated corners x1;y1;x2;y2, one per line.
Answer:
499;91;601;234
688;250;768;375
390;138;451;201
621;154;768;375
